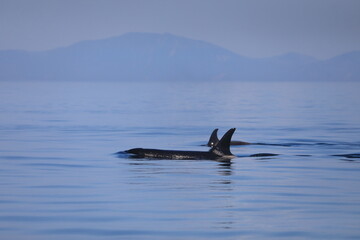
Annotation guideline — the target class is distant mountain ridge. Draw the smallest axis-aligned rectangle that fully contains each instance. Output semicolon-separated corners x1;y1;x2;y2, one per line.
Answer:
0;32;359;81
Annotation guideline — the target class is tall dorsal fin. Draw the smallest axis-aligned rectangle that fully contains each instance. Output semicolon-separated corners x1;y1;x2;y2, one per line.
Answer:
210;128;236;156
207;128;219;147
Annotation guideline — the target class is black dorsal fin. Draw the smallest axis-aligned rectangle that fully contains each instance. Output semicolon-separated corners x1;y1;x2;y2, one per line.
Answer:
210;128;236;156
207;128;219;147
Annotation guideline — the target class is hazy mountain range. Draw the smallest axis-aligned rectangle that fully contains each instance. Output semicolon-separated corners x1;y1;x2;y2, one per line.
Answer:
0;32;359;81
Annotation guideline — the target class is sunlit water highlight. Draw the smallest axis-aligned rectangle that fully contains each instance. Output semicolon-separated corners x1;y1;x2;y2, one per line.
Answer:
0;81;360;239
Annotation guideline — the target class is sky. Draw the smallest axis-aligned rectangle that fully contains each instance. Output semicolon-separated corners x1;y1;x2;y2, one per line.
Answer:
0;0;359;59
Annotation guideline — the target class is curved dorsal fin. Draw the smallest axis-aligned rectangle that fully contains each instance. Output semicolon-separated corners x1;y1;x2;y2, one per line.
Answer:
210;128;236;156
207;128;219;147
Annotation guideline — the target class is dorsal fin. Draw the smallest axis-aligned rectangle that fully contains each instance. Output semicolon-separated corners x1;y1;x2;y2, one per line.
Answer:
207;128;219;147
210;128;236;156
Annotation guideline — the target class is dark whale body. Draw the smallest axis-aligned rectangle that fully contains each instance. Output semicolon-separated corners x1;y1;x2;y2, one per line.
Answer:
124;128;236;161
332;153;360;159
206;129;290;147
126;148;225;160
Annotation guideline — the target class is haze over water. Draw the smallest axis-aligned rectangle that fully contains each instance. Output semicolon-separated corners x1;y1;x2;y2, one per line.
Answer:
0;80;360;239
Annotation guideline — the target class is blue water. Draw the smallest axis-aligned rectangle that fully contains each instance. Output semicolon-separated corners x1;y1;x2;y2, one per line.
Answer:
0;81;360;240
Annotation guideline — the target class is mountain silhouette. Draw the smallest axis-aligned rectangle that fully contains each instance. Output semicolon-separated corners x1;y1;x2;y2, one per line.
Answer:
0;32;358;81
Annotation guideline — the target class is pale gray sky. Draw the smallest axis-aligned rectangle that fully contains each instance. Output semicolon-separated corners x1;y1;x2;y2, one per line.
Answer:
0;0;359;59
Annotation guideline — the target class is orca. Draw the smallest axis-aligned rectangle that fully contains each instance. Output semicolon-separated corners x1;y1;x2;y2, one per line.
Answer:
206;129;291;147
123;128;236;161
207;128;250;147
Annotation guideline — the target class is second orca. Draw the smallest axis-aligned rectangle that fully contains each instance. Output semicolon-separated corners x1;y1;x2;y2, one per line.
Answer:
207;128;250;147
206;128;290;147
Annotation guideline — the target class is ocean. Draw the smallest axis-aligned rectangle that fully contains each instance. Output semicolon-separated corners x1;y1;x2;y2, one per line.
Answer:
0;80;359;239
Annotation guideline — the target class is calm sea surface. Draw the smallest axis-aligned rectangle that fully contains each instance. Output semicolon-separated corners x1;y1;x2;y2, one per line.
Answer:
0;81;360;239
